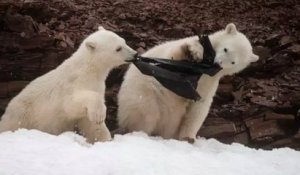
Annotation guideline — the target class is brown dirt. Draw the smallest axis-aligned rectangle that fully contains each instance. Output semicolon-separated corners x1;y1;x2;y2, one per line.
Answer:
0;0;300;149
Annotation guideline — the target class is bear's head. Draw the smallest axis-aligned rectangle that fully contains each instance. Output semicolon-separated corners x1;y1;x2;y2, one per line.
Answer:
81;26;137;67
210;23;259;76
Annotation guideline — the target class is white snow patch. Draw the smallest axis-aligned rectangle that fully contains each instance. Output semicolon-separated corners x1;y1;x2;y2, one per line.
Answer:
0;129;299;175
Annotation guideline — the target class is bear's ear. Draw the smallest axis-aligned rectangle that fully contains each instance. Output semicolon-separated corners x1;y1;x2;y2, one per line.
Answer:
85;41;97;51
98;26;106;31
225;23;237;34
250;53;259;63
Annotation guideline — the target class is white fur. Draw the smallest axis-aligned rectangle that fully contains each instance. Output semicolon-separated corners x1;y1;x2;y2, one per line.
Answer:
0;27;137;143
117;23;258;142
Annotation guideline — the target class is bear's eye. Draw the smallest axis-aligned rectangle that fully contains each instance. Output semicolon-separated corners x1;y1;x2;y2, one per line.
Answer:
224;48;228;53
116;46;122;52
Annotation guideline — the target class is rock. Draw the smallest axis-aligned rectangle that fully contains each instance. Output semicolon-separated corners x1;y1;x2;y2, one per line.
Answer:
264;112;294;121
264;137;300;149
20;35;54;50
58;22;65;30
0;98;11;116
219;76;233;84
265;34;281;48
139;42;146;48
280;36;295;46
250;96;277;108
255;136;276;144
234;132;250;145
4;12;37;38
253;46;270;62
297;109;300;119
163;26;186;38
38;23;49;33
248;120;285;140
7;81;28;95
0;83;8;98
203;117;232;126
64;36;75;48
137;47;145;54
69;16;81;26
198;122;237;138
139;33;148;38
294;130;300;139
288;44;300;56
245;117;264;128
215;83;234;105
84;17;98;29
60;41;67;48
217;83;233;97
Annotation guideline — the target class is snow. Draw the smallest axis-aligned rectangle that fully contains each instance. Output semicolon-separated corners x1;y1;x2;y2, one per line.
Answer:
0;130;299;175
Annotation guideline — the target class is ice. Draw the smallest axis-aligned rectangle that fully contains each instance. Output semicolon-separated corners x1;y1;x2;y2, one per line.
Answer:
0;129;299;175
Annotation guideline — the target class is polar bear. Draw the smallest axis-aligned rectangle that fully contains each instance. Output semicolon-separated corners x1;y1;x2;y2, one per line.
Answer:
0;27;137;143
117;23;259;143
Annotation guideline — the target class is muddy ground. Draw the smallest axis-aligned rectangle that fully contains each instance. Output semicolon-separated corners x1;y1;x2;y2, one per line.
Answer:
0;0;300;149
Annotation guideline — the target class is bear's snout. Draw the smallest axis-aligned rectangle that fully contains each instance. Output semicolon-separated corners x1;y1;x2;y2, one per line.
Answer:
125;51;138;61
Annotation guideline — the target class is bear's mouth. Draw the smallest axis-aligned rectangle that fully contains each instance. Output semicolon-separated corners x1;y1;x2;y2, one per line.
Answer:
125;53;139;62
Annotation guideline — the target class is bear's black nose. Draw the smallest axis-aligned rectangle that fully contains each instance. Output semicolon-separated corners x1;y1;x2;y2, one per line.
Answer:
231;61;235;65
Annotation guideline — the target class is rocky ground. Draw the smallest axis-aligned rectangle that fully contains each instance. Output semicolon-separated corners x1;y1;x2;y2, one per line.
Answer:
0;0;299;149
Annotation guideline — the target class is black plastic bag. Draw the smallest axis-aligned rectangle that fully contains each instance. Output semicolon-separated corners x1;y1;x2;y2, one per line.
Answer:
129;35;221;101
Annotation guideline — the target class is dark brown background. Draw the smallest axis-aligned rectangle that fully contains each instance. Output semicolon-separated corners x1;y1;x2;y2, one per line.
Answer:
0;0;300;149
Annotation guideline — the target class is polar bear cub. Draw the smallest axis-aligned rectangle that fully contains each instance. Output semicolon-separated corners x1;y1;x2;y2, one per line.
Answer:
117;23;258;143
0;27;137;143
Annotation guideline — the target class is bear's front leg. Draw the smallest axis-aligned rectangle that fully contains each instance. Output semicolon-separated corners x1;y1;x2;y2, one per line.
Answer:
77;118;111;143
172;39;203;62
178;98;213;143
86;98;106;124
65;90;106;124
